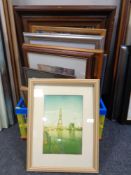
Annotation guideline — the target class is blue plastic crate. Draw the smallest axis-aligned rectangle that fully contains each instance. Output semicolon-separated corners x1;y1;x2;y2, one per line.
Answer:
15;98;107;139
16;97;107;115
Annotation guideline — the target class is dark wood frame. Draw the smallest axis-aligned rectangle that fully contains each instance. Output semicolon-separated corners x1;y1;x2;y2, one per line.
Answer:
13;5;115;65
109;0;131;119
22;44;103;80
112;46;131;124
113;0;131;78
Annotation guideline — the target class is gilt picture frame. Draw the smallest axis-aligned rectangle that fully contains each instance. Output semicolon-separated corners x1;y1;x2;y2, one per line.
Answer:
22;44;103;79
31;26;106;37
27;79;99;173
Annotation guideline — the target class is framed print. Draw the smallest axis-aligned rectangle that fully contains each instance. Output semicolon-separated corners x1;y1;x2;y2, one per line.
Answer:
23;67;75;86
27;79;99;173
22;44;103;79
31;26;106;37
23;32;105;50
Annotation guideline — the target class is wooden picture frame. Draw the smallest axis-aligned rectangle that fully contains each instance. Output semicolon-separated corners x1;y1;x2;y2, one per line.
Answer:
112;46;131;124
31;26;106;37
113;0;131;79
27;79;99;173
13;5;115;65
109;0;131;119
23;32;105;50
22;44;103;79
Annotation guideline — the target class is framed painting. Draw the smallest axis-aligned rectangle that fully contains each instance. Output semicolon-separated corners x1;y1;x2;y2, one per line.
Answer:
23;32;105;50
22;44;103;79
27;79;99;173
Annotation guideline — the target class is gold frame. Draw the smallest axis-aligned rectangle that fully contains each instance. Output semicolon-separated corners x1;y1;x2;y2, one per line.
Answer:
27;79;99;173
31;25;106;37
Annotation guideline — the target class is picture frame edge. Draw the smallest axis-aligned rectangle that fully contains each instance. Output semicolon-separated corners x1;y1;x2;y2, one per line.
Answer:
27;79;99;172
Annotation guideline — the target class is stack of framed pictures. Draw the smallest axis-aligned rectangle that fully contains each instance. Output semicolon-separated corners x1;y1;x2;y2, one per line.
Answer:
12;5;116;173
12;5;117;101
21;26;105;91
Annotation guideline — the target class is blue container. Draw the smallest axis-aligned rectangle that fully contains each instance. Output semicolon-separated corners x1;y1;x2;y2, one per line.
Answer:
15;98;107;139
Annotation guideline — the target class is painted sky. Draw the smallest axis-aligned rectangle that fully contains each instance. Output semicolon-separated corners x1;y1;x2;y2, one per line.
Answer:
44;95;83;127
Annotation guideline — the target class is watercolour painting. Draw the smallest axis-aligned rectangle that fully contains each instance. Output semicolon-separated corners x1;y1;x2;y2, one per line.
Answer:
43;95;83;154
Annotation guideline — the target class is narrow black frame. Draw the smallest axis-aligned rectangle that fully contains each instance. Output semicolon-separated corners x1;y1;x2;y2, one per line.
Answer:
112;45;131;124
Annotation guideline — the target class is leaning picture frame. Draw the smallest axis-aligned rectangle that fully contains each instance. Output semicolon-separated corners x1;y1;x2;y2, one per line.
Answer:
31;26;106;37
22;44;103;79
23;32;105;50
27;79;99;173
112;45;131;123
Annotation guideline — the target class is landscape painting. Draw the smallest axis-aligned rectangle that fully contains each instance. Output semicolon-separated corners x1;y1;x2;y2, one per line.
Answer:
43;95;83;155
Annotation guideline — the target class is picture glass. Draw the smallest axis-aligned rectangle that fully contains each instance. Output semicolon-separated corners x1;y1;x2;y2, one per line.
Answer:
27;38;96;49
43;95;83;154
28;81;99;171
27;52;87;78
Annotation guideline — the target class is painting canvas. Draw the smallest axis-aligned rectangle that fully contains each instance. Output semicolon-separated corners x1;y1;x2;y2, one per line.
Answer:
43;95;83;154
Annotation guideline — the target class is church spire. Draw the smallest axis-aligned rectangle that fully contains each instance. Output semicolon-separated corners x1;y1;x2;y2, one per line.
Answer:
57;108;63;130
